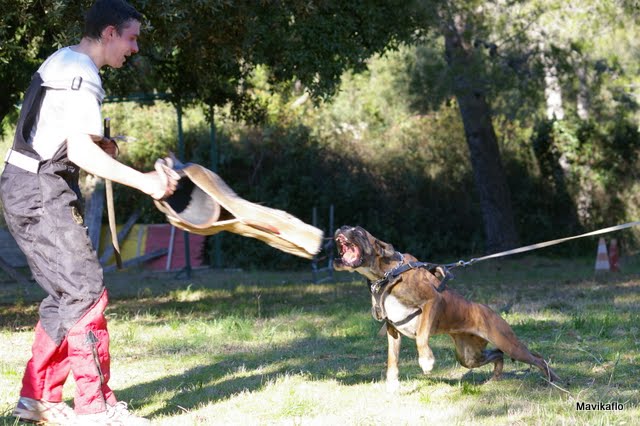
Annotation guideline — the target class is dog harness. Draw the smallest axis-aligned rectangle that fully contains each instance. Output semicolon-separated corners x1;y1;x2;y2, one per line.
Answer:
368;259;453;326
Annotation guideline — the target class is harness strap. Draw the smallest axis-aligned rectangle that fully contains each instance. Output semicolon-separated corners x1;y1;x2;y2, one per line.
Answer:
385;261;438;279
369;259;452;324
42;76;105;103
435;266;454;292
369;278;394;321
4;149;41;173
382;261;450;292
388;308;422;327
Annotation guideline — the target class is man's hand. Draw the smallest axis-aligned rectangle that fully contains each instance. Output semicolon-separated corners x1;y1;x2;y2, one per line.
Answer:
145;158;180;200
96;137;119;158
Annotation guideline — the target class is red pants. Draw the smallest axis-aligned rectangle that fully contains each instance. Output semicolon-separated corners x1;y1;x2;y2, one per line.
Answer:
20;290;117;414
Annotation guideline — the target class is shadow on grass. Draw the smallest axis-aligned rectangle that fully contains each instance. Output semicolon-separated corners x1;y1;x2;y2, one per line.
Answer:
114;334;382;418
111;326;566;420
0;269;365;330
1;278;633;332
2;266;639;424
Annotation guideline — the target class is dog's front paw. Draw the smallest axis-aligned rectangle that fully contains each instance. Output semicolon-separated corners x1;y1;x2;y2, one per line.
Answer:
386;378;400;393
419;356;435;373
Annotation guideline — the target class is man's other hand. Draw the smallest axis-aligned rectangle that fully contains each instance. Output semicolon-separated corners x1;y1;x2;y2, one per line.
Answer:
96;137;119;158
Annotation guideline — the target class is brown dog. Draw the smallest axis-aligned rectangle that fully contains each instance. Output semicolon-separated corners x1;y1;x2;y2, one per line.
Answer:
333;225;559;391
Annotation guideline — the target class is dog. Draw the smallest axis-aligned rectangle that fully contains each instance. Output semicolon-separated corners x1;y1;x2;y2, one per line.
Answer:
333;225;559;392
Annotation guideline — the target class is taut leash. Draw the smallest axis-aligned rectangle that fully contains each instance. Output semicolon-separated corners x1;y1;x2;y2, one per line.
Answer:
445;220;640;269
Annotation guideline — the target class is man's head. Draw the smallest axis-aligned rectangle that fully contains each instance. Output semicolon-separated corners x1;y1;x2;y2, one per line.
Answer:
83;0;142;68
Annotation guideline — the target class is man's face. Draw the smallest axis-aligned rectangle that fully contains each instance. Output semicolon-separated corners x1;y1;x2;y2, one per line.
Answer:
103;20;140;68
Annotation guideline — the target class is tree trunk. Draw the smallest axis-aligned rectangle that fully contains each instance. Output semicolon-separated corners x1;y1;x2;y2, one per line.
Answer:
540;41;565;120
576;63;589;120
441;13;519;252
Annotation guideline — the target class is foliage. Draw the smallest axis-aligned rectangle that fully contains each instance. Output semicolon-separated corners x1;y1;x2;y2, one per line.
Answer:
102;0;428;113
529;114;640;238
3;1;640;267
0;0;90;133
0;0;429;127
89;31;640;269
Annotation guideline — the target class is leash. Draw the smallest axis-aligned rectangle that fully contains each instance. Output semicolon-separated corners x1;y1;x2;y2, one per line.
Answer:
104;118;123;269
375;220;640;299
444;220;640;269
367;221;639;327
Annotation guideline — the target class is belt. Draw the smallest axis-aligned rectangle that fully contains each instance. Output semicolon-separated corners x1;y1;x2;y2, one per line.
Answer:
4;149;41;173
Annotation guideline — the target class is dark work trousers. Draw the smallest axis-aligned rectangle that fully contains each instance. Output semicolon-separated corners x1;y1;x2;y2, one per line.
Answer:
1;72;116;413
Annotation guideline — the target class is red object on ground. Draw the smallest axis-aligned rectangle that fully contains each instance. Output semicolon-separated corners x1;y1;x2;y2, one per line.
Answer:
609;238;620;272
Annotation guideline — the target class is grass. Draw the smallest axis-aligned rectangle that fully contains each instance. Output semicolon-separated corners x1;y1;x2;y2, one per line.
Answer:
0;255;639;425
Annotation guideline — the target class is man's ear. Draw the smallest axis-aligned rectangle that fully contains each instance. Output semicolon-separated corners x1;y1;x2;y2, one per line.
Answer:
101;25;117;41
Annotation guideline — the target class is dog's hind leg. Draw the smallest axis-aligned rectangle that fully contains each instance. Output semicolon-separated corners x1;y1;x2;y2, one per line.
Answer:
488;350;504;379
504;346;559;382
527;353;560;382
478;307;559;382
451;333;504;379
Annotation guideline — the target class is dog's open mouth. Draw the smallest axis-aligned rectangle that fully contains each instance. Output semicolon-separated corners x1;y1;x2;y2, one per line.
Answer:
335;233;362;267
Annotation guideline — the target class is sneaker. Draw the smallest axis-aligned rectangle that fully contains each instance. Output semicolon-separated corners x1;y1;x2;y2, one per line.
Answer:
12;396;76;425
76;401;151;426
76;411;119;426
107;401;151;425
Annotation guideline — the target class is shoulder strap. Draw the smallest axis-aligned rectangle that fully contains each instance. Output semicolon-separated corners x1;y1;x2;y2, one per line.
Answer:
41;76;105;103
11;73;46;157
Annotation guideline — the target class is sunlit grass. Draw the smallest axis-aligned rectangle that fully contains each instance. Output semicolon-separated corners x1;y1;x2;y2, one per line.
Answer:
1;258;639;425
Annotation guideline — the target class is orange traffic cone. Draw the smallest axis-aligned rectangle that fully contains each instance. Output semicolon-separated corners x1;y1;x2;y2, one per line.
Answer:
609;238;620;272
595;237;610;272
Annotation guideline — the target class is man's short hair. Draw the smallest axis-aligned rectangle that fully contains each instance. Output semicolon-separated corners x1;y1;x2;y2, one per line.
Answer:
83;0;143;40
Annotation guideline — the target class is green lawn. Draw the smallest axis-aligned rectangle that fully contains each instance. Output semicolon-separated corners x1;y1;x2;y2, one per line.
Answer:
1;255;639;425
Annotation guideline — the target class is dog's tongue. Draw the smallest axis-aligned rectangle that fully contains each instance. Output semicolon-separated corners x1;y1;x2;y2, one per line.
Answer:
343;244;360;265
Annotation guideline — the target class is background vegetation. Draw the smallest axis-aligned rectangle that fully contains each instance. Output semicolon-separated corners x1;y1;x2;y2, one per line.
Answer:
1;3;639;424
2;0;640;269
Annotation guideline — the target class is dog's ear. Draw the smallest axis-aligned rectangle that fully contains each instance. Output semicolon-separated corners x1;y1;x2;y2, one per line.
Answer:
374;239;395;258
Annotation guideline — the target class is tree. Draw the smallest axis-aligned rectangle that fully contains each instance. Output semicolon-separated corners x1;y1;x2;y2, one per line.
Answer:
435;1;520;251
113;1;424;109
134;0;524;252
0;0;520;252
10;0;634;253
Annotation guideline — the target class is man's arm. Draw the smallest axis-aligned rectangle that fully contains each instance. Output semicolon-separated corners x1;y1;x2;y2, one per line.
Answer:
67;133;176;199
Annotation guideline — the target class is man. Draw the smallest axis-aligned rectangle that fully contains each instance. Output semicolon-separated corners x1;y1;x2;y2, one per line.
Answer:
1;1;177;424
